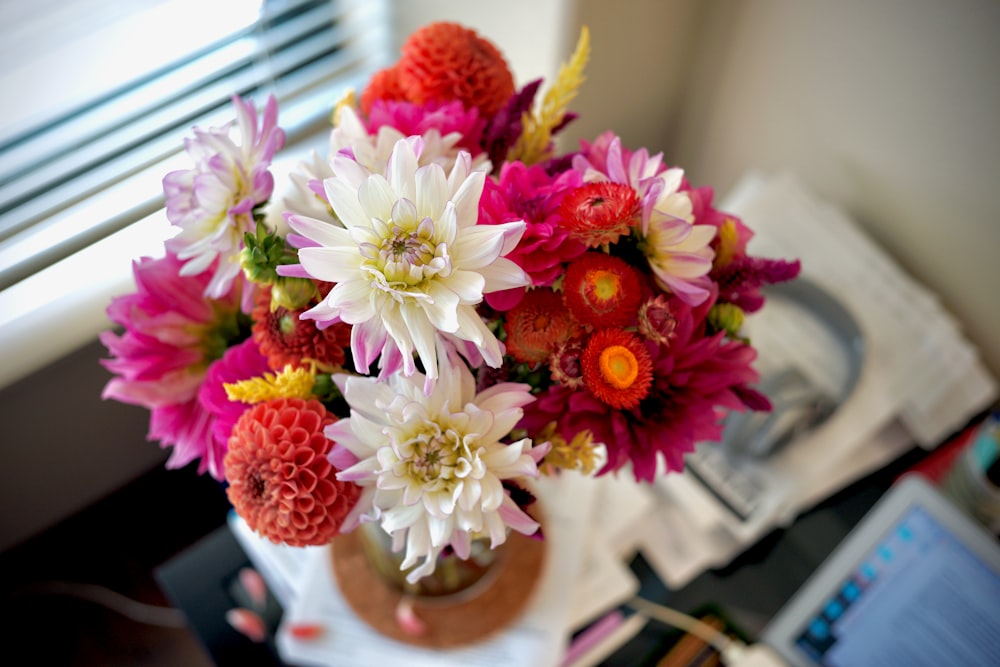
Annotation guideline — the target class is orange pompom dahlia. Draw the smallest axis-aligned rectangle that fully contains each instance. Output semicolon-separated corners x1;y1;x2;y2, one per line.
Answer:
224;398;360;546
396;21;515;117
360;66;406;115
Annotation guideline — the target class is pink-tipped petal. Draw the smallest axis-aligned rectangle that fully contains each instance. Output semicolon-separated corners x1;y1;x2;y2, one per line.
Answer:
395;598;427;636
238;567;268;611
226;608;267;643
288;623;325;640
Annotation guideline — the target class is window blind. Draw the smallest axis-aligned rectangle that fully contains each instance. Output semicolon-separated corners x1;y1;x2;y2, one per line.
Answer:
0;0;389;292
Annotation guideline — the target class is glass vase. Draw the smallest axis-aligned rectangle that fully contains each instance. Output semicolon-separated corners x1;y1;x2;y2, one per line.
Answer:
355;522;507;600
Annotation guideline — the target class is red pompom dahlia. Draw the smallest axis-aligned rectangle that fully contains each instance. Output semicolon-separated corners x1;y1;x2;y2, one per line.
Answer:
224;398;360;546
396;21;515;117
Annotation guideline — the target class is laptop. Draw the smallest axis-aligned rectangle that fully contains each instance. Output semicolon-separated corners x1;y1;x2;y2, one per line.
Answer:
762;473;1000;666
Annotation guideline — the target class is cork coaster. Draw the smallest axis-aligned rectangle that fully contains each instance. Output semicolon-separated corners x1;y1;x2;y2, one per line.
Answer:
331;529;547;648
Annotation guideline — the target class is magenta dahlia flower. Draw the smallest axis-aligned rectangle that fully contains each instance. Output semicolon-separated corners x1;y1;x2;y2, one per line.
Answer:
100;252;247;475
196;338;272;480
366;99;486;156
477;161;587;309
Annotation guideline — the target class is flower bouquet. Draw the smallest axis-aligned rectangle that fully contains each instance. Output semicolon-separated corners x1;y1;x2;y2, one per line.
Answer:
100;20;798;643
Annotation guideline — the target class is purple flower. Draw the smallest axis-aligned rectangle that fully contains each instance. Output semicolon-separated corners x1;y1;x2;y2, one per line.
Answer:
164;95;285;301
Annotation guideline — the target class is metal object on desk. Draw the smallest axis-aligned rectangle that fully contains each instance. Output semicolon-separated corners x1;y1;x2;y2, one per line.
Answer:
722;278;866;460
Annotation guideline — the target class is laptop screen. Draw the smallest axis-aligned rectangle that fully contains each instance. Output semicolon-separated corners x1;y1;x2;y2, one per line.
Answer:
764;478;1000;667
791;504;1000;666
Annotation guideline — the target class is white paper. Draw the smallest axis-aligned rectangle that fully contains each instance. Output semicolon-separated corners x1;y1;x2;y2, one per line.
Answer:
568;535;639;630
588;472;658;558
228;511;315;609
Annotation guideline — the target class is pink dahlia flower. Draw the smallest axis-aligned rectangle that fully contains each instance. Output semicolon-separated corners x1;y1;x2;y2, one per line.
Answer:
100;252;247;475
366;99;486;156
196;338;272;480
520;291;767;482
478;161;587;309
164;95;285;301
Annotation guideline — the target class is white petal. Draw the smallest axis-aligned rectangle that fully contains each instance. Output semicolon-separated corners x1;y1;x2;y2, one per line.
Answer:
458;478;482;511
380;306;416;376
450;169;485;227
347;412;390;450
286;214;351;247
324;176;368;227
482;441;526;470
478;258;530;293
422;281;462;331
415;164;448;221
358;174;398;220
475;382;536;414
483;510;508;549
450;226;507;269
426;513;452;547
351;318;388;374
656;252;713;279
335;456;381;483
479;474;504;513
387;140;418;202
297;246;363;283
327;279;377;323
381;503;424;533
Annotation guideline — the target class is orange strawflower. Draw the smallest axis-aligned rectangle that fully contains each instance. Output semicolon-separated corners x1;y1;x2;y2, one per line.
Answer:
559;182;639;248
581;329;653;410
504;288;580;365
396;22;515;117
562;252;642;328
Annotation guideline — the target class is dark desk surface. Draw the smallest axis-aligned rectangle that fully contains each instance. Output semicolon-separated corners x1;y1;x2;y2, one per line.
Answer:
156;444;934;667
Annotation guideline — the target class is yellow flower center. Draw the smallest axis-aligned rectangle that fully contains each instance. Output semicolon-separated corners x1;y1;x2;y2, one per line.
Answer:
589;269;621;302
598;345;639;389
